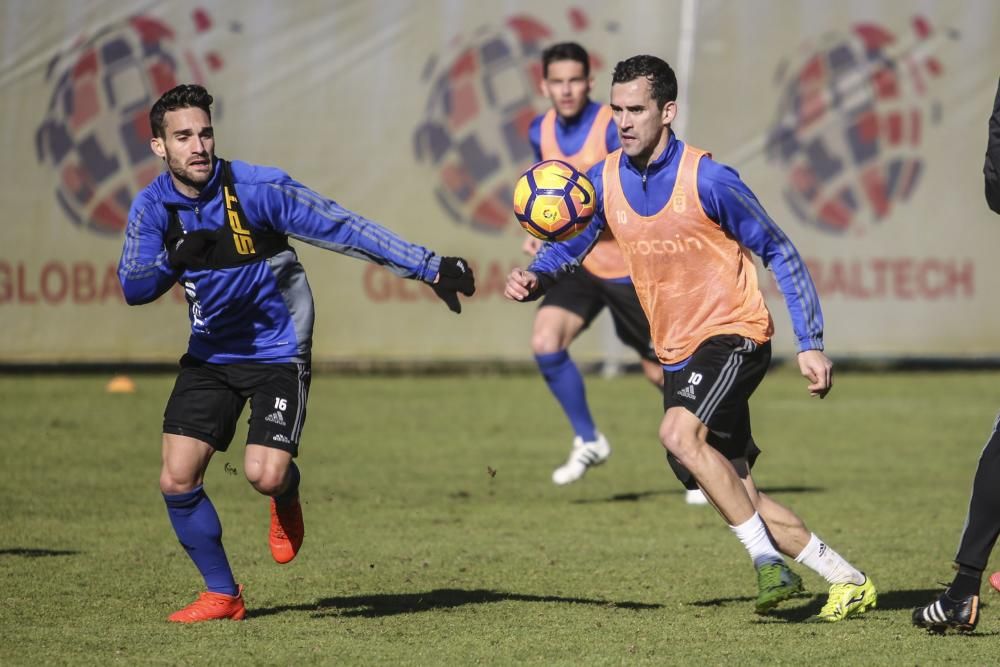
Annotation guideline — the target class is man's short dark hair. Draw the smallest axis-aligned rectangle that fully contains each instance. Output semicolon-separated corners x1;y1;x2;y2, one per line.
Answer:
542;42;590;78
150;84;214;138
611;55;677;109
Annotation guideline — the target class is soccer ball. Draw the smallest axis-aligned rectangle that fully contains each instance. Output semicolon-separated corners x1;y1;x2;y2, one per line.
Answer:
512;160;596;241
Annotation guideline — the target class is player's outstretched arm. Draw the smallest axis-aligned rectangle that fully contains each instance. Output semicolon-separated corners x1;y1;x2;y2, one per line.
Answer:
797;349;833;398
241;166;476;312
504;268;539;301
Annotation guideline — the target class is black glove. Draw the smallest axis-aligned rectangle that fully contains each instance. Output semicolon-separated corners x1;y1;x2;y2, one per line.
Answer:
431;256;476;313
167;230;217;270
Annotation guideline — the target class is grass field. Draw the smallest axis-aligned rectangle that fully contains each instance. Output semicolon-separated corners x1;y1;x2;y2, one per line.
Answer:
3;368;1000;665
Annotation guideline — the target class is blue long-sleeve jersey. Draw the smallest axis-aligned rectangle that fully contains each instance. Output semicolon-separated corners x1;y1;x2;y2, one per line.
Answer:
118;159;441;363
529;133;824;357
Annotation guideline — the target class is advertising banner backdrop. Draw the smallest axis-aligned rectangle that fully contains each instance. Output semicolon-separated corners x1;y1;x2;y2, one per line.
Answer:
2;1;998;362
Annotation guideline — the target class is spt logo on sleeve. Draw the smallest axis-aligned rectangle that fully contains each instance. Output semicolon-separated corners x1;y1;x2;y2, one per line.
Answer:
766;16;954;236
34;9;235;236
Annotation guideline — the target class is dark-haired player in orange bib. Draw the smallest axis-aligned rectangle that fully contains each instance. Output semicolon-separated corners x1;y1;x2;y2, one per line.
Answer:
524;42;663;487
506;55;876;620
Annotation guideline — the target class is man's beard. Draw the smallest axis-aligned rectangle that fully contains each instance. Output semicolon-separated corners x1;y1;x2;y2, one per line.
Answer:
167;153;213;192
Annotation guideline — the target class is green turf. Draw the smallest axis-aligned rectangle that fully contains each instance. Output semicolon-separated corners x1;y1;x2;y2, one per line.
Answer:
2;368;999;664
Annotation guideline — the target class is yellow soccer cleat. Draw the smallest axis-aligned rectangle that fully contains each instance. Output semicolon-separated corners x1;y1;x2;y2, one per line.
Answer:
814;575;877;622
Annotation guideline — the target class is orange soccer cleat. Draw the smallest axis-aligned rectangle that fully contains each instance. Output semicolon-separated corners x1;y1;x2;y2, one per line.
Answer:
168;585;246;623
269;496;304;564
989;571;1000;593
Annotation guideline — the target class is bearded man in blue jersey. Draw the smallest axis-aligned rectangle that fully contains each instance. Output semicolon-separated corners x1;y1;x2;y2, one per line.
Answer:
118;84;474;623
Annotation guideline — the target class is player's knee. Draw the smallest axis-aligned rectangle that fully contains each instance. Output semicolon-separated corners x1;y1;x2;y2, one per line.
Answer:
659;422;694;461
659;430;682;458
248;474;284;496
246;466;287;496
159;468;201;495
531;330;565;356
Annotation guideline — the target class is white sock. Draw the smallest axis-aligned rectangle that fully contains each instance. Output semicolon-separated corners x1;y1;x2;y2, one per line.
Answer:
730;512;783;568
794;533;865;585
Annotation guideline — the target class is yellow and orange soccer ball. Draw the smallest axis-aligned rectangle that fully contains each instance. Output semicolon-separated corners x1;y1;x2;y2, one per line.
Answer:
512;159;596;241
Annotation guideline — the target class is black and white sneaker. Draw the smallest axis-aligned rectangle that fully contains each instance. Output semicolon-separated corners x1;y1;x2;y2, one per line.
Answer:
912;591;979;634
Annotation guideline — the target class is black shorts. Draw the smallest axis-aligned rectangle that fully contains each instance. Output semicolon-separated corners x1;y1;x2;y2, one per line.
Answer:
163;354;311;456
541;269;657;362
662;335;769;489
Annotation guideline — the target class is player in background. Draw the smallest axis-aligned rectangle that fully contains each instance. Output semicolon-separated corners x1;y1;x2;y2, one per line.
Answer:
118;84;475;622
505;55;876;620
524;42;672;490
913;76;1000;634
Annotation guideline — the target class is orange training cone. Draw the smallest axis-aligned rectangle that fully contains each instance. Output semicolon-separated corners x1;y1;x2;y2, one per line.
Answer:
106;375;137;394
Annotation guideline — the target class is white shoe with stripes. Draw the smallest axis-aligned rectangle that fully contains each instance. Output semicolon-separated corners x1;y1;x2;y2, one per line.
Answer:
552;433;610;485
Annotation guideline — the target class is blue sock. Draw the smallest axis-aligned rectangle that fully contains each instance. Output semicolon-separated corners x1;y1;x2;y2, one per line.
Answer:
163;486;238;596
274;462;300;505
535;350;597;442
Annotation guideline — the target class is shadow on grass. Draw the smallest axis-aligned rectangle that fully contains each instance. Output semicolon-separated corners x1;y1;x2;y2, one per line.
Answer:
572;485;824;504
572;490;675;504
757;486;825;495
692;592;870;623
247;588;663;619
876;588;961;611
0;547;81;558
689;587;998;625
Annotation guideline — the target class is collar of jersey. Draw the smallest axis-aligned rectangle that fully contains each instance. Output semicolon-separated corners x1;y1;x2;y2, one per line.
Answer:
621;131;682;178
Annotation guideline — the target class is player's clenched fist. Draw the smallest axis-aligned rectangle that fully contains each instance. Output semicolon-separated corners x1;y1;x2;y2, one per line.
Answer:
796;349;834;399
504;268;539;301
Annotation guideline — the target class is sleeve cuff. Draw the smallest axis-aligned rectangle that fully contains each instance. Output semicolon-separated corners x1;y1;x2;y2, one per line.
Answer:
797;336;825;353
422;254;442;283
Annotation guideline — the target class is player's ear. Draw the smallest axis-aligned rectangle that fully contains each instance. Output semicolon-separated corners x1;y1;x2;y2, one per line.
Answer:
150;136;166;160
661;100;677;127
